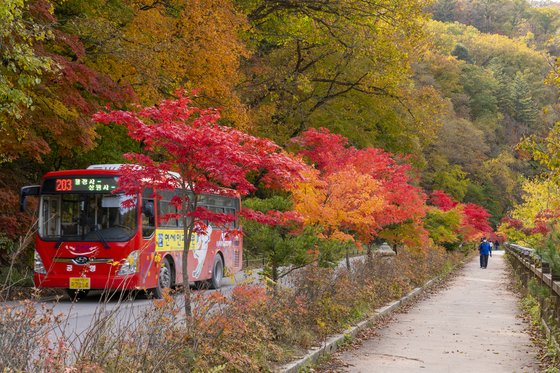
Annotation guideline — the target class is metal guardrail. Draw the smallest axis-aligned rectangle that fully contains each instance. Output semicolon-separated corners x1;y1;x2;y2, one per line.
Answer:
242;247;365;270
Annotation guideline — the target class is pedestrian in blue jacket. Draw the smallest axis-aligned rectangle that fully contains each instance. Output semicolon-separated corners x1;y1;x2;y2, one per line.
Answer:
479;238;492;269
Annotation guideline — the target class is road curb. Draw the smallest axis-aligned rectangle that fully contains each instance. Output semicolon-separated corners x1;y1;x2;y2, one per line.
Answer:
278;276;441;372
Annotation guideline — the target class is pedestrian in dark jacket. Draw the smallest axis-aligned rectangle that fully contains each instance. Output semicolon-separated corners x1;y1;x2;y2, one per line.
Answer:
479;238;492;269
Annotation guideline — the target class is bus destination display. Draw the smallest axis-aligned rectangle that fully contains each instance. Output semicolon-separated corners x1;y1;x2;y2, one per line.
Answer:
43;177;118;193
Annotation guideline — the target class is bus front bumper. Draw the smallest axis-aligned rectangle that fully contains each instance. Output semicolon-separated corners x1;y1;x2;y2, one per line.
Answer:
34;272;142;290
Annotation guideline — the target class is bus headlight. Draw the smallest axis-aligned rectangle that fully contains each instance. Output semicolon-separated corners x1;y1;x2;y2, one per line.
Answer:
34;250;47;274
117;250;139;276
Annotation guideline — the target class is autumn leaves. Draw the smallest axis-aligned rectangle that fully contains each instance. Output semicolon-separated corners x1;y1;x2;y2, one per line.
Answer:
95;93;493;262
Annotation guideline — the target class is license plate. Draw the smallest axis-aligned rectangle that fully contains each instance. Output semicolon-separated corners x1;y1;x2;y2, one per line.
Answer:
69;277;91;289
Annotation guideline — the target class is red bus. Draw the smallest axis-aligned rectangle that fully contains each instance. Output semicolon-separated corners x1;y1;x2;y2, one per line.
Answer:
20;164;243;299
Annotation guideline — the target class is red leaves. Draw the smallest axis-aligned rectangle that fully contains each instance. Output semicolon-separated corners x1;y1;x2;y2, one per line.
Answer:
95;91;306;195
240;208;303;227
93;91;307;228
501;213;555;236
429;190;458;211
429;190;493;242
291;128;354;172
462;203;492;231
460;203;492;240
292;128;427;245
530;222;550;235
501;216;524;230
0;188;33;240
292;128;496;246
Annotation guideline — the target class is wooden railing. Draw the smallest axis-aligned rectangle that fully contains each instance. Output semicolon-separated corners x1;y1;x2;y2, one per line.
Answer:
505;243;560;350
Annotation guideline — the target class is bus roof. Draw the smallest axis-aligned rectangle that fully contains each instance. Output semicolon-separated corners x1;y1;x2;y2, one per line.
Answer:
87;164;125;170
41;165;240;197
42;167;122;179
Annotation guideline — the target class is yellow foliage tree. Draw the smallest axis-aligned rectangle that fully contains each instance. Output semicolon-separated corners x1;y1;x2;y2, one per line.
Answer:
64;0;251;128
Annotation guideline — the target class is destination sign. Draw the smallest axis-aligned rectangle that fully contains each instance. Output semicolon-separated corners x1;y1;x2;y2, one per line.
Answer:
42;177;118;193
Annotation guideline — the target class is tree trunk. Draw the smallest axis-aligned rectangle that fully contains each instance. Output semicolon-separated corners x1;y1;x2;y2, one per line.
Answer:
272;262;278;283
181;190;192;318
182;228;192;317
366;243;374;262
345;246;351;270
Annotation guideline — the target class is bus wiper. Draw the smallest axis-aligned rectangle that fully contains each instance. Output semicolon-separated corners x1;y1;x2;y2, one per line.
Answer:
54;237;64;249
92;229;111;249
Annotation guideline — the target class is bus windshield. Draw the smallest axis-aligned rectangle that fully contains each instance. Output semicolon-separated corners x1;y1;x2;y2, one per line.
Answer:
39;193;137;242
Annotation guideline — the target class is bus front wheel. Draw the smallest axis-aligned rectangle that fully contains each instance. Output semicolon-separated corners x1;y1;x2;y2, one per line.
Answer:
209;255;223;290
153;257;173;299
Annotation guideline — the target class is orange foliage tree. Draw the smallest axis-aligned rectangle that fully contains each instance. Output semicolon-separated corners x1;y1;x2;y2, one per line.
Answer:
291;128;428;262
292;167;387;267
63;0;250;127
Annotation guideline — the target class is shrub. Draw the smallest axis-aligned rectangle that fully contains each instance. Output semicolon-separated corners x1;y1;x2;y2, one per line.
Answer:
4;244;461;372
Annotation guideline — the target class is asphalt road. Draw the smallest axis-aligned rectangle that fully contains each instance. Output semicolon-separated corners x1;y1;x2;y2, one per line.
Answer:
15;268;261;347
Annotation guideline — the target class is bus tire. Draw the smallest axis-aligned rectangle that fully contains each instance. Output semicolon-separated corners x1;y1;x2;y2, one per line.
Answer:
67;288;89;301
209;254;224;290
154;257;173;299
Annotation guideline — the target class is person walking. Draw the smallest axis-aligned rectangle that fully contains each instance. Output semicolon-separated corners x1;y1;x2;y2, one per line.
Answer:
479;237;492;268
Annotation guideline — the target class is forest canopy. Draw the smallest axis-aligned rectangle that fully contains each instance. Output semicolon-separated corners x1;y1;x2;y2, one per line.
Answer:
2;0;560;260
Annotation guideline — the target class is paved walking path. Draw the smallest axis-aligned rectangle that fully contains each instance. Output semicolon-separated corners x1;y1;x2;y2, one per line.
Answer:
338;250;540;372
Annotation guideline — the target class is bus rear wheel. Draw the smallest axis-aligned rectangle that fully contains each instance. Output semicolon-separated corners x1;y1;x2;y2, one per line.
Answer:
153;257;173;299
209;255;223;290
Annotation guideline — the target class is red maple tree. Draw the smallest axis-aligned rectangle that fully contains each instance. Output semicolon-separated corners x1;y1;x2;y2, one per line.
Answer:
93;91;307;315
460;203;492;241
429;190;458;212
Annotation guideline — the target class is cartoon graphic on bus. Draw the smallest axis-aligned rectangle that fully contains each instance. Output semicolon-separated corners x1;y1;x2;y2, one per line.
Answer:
193;225;212;279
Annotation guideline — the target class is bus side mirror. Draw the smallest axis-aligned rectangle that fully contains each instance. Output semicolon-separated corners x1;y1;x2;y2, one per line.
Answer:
20;185;40;212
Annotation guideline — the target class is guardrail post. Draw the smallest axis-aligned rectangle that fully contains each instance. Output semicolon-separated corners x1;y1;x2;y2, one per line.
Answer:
521;267;529;287
555;295;560;327
548;295;557;324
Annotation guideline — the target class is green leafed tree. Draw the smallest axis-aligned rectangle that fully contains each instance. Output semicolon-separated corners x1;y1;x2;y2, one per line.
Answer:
511;72;538;127
0;0;55;162
242;196;345;283
424;208;462;249
237;0;434;147
0;0;54;117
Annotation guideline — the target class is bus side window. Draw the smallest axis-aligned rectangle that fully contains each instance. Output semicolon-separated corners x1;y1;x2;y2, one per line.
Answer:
158;190;178;227
208;206;223;228
226;208;238;229
142;199;155;237
42;196;61;237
